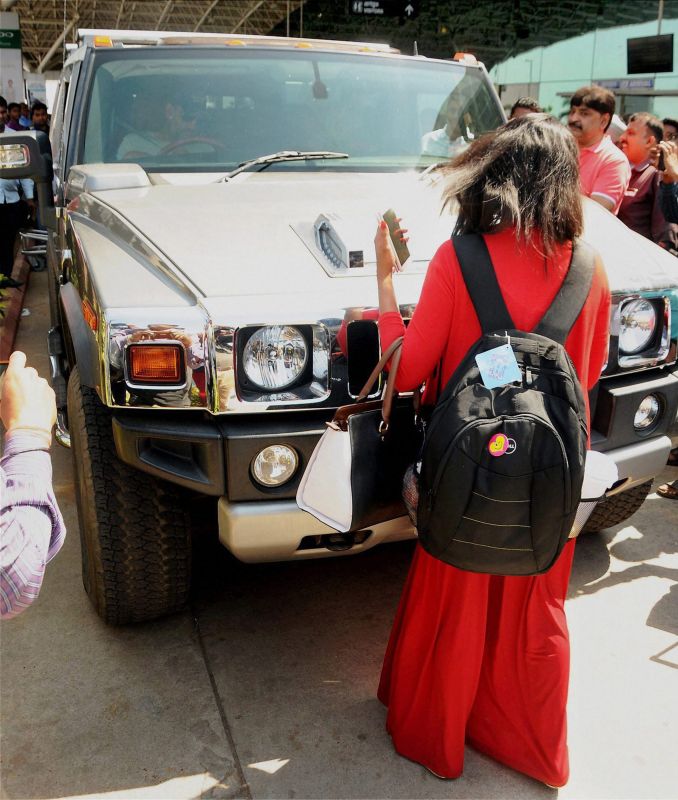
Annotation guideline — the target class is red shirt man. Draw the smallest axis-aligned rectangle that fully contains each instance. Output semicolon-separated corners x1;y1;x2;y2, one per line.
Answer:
568;86;630;214
618;113;674;246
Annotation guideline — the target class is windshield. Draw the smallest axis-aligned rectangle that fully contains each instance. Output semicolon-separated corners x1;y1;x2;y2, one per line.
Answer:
82;48;504;172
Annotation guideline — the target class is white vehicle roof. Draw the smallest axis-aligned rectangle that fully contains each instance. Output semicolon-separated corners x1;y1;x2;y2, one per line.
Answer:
77;28;400;55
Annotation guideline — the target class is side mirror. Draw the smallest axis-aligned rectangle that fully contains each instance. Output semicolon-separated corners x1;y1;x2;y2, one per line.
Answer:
0;131;56;230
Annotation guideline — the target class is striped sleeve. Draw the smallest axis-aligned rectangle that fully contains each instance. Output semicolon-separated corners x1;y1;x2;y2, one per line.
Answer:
1;432;66;619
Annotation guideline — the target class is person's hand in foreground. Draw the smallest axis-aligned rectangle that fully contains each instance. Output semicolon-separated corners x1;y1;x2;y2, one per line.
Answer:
1;351;65;619
1;350;56;444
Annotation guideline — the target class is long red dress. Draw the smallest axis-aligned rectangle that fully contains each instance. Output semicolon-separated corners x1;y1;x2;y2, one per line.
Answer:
377;228;611;787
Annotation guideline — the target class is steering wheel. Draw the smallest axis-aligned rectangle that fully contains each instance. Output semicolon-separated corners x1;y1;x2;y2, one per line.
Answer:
161;137;225;155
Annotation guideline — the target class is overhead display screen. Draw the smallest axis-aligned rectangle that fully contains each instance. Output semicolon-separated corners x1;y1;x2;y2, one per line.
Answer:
627;34;674;74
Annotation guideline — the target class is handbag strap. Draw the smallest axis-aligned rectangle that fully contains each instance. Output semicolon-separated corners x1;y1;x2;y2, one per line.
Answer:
357;336;404;428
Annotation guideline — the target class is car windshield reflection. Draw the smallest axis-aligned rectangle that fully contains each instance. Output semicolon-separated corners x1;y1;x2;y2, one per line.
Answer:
82;49;504;172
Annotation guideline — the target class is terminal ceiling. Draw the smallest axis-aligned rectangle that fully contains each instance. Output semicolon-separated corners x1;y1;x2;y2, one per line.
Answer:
5;0;678;73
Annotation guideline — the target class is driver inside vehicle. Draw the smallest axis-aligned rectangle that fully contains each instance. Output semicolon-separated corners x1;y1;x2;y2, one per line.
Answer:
116;90;206;159
420;91;475;158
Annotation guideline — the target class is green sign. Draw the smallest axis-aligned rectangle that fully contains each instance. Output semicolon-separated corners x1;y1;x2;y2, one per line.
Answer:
0;29;22;49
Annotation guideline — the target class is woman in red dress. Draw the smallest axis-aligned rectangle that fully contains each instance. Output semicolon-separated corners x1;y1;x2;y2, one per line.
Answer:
374;115;611;787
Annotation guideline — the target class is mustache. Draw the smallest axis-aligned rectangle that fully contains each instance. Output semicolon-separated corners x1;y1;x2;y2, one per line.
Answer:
568;122;582;130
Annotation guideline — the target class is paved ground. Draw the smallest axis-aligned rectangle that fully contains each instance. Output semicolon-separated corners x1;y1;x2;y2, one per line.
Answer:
1;271;677;800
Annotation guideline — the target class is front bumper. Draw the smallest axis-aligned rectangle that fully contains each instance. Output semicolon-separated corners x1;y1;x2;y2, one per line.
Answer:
600;435;672;495
112;410;328;499
218;501;414;562
110;361;678;562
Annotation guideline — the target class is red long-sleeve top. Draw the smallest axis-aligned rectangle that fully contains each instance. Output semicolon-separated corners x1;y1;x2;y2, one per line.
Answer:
379;228;611;426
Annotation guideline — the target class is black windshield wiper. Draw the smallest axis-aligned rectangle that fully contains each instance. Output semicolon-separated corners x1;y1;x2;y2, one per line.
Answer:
218;150;349;182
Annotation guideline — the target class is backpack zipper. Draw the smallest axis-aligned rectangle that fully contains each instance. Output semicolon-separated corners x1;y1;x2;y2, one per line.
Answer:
424;361;581;456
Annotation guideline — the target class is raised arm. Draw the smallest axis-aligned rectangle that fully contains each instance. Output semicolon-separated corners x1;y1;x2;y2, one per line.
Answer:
375;222;455;391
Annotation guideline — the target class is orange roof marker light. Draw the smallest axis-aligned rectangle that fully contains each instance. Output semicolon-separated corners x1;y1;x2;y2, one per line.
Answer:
159;36;246;46
453;52;478;65
93;35;113;47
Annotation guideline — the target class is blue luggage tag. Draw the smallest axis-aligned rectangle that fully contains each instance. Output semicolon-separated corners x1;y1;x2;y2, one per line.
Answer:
475;343;522;389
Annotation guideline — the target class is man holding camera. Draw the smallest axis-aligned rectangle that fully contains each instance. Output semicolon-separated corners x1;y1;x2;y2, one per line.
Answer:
617;113;674;249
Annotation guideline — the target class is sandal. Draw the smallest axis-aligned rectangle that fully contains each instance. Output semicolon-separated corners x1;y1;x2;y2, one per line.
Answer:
656;481;678;500
667;448;678;467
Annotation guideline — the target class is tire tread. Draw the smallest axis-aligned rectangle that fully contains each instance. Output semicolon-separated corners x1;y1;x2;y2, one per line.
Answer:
583;480;653;533
68;368;191;624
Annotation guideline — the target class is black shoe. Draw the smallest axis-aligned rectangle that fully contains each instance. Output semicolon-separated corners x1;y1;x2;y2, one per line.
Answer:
0;277;23;288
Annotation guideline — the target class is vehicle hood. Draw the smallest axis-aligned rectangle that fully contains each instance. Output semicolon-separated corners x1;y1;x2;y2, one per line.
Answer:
92;172;678;300
92;172;450;300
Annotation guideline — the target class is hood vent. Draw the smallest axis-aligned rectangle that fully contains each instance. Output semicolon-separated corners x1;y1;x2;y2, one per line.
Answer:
291;212;429;278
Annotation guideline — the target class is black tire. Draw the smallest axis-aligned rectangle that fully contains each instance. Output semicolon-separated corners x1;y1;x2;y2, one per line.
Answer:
67;367;192;624
583;480;653;533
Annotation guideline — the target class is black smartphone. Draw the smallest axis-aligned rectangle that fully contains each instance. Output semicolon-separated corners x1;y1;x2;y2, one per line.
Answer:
346;319;381;398
658;150;666;171
382;208;410;268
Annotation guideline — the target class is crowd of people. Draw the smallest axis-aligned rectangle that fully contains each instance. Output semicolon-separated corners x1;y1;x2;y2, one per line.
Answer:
512;86;678;255
3;98;50;135
0;95;50;290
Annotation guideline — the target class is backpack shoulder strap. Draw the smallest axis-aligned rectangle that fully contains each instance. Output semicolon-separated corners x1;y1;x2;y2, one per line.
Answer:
534;240;596;344
452;233;514;333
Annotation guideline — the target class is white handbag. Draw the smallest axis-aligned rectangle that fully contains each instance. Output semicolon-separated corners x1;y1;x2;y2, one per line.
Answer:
297;338;420;532
569;450;619;537
295;410;356;532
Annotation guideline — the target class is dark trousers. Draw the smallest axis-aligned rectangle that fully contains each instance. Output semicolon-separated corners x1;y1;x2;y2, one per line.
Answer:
0;200;27;276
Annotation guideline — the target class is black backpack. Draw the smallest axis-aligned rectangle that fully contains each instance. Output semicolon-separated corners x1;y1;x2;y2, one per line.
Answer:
416;234;595;576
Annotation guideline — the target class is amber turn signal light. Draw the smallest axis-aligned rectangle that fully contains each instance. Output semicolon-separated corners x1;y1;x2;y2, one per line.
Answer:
127;344;184;384
82;299;97;331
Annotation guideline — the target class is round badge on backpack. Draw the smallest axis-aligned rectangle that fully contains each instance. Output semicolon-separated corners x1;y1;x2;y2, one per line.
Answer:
488;433;516;457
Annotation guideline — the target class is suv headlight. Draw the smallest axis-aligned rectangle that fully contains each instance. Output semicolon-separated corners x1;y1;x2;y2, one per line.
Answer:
242;325;308;390
235;323;332;405
619;298;657;355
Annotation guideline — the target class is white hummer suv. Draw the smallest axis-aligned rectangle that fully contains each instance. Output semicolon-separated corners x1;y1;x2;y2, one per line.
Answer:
2;29;676;624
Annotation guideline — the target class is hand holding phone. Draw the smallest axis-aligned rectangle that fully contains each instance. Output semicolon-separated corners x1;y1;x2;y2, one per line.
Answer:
382;208;410;270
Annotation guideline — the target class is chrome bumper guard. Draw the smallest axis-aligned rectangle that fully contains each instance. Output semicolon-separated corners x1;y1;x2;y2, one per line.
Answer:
218;499;415;562
602;435;672;496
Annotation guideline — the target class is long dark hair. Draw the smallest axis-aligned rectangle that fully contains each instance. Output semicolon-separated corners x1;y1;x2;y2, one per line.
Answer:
442;114;583;254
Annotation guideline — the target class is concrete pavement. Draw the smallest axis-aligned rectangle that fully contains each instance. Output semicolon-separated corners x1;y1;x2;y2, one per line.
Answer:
1;270;677;800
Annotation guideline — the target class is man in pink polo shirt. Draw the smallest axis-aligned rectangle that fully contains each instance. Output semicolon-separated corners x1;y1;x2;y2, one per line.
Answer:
568;86;630;214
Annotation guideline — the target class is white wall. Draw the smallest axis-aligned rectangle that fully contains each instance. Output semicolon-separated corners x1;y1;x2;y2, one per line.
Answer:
490;19;678;121
0;11;24;102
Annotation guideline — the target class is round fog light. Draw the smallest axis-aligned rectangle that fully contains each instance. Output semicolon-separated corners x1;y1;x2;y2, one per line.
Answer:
634;394;661;431
251;445;299;487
